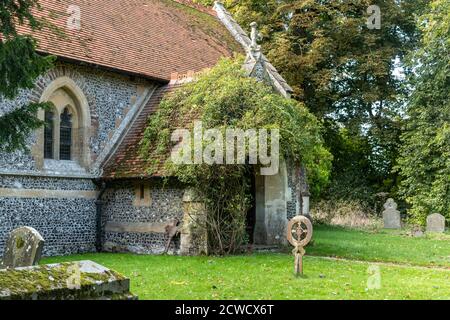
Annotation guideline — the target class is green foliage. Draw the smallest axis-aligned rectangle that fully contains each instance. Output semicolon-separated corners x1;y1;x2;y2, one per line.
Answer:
197;0;428;209
0;102;52;152
0;0;55;152
140;57;331;254
0;35;54;99
319;119;403;209
216;0;425;119
0;0;42;37
396;0;450;224
321;123;377;206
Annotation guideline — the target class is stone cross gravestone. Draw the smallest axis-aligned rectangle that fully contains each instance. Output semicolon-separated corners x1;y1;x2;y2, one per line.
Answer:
287;215;313;276
382;198;401;229
426;213;445;233
1;227;44;269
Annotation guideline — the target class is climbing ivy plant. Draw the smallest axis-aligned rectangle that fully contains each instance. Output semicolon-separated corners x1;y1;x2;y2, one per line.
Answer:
140;57;331;254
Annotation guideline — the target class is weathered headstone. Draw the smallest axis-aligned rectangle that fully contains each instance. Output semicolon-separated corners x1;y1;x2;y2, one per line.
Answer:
426;213;445;233
0;260;137;300
1;227;44;269
382;198;401;229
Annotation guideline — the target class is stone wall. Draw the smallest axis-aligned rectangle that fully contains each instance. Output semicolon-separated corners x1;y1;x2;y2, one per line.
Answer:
0;61;150;174
101;180;185;254
0;175;97;257
0;61;154;257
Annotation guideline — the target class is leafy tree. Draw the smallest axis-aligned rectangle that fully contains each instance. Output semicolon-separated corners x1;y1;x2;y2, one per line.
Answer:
0;0;54;151
321;121;376;206
140;58;331;254
198;0;428;207
396;0;450;224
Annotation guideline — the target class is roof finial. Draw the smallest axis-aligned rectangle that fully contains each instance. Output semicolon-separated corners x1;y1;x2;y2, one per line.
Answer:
250;22;259;50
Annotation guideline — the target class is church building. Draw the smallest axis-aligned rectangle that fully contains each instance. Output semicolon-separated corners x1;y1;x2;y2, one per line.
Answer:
0;0;309;256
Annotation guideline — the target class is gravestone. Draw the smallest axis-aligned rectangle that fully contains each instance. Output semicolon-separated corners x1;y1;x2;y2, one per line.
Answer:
287;215;313;276
382;198;401;229
426;213;445;233
0;260;137;300
1;227;44;269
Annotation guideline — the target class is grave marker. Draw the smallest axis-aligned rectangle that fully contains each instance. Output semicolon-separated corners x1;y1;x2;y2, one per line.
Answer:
1;227;44;269
287;216;313;276
426;213;445;233
382;198;401;229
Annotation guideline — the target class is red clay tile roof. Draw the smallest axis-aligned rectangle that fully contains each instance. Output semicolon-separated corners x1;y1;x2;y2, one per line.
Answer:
17;0;242;81
102;84;180;179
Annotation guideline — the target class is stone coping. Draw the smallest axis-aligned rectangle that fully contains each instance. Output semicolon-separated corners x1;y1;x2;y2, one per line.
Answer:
0;170;96;179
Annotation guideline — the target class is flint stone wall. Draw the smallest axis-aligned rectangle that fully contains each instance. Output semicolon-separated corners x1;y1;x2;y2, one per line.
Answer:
0;175;97;257
0;61;152;257
102;180;184;254
286;163;299;220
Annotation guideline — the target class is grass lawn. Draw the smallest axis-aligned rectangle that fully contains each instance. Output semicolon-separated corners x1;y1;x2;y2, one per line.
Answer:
42;225;450;300
308;225;450;267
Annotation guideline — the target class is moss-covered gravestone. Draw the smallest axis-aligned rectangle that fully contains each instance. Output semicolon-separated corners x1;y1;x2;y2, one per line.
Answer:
0;260;137;300
1;227;44;269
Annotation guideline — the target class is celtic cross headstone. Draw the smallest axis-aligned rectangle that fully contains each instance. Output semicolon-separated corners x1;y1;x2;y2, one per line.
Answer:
287;216;313;276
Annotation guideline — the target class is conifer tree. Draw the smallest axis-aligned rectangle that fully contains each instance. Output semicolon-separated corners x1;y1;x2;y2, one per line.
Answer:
0;0;54;151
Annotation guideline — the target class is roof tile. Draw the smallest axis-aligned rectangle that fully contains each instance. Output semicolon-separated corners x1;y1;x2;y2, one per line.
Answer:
102;84;181;178
18;0;242;81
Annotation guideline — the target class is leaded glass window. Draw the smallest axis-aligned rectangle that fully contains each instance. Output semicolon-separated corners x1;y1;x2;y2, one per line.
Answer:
60;108;72;160
44;111;54;159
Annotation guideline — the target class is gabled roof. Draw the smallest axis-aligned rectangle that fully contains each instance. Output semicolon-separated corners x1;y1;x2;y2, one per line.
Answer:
17;0;242;81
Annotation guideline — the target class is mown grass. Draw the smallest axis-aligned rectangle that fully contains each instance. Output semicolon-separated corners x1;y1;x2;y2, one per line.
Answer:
308;225;450;267
42;224;450;300
43;253;450;300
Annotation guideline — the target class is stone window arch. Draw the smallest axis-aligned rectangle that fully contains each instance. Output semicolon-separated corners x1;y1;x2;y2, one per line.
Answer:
35;77;91;170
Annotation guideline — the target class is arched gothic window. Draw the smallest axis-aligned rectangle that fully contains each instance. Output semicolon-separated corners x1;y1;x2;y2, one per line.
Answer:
37;77;91;170
59;107;73;160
